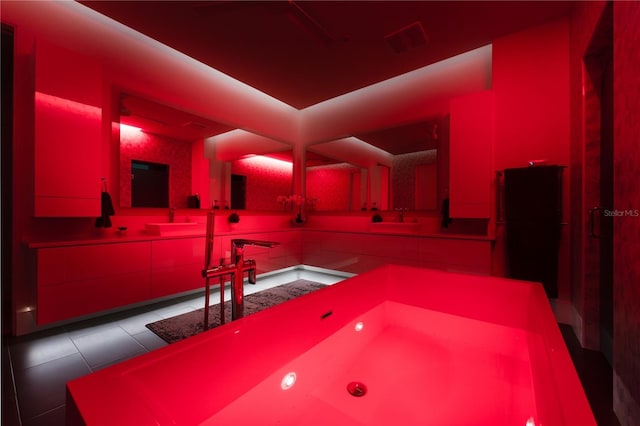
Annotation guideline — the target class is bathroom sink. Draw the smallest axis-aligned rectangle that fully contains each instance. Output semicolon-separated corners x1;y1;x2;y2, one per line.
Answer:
369;222;421;234
145;222;200;236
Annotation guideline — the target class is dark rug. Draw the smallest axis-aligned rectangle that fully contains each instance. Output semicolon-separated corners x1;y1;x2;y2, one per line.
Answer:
146;280;326;344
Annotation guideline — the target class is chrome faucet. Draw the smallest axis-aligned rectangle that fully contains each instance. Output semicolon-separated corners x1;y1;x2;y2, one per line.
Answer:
201;212;279;329
396;208;407;222
202;260;236;329
169;207;176;223
230;239;279;320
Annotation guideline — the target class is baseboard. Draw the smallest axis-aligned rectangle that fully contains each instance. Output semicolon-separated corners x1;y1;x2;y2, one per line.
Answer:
549;298;573;324
614;371;640;426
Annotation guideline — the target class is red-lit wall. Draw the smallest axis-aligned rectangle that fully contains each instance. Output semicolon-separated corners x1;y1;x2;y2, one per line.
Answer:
569;0;609;349
612;2;640;422
231;157;292;211
392;150;437;210
491;19;571;302
306;164;359;211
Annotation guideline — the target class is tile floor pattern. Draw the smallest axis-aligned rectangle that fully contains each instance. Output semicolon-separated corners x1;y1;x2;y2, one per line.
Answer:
2;271;619;426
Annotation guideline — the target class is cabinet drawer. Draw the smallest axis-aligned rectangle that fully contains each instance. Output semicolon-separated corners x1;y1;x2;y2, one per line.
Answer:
38;272;151;324
35;242;151;324
37;242;151;286
151;238;206;298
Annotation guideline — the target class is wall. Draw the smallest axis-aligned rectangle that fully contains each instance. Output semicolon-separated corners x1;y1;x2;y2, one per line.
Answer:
569;0;610;351
491;19;571;303
392;150;437;210
612;2;640;424
306;164;360;211
11;23;37;335
493;19;570;171
231;156;292;211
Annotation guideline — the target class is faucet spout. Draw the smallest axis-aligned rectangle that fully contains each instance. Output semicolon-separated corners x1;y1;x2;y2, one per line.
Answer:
231;239;280;249
229;239;279;320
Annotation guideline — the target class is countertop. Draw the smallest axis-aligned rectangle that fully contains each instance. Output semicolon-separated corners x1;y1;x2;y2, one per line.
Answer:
26;226;494;249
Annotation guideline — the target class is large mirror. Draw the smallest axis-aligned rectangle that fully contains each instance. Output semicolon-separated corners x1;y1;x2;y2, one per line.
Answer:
117;93;445;213
355;119;441;212
118;93;242;208
228;150;294;211
305;151;365;212
118;92;234;209
118;93;295;211
307;118;445;212
205;130;294;211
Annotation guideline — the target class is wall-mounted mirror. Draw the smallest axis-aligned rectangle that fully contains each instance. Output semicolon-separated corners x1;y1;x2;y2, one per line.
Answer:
305;137;389;212
117;92;445;213
118;92;234;209
304;151;364;212
206;130;294;211
306;118;444;212
228;151;293;211
354;119;441;212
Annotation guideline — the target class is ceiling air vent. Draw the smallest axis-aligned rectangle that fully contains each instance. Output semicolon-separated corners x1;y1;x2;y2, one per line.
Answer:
183;121;209;130
384;21;428;54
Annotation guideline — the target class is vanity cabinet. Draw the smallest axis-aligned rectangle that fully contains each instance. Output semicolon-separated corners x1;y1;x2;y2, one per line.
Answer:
36;242;151;324
302;230;491;275
34;40;102;217
151;238;206;298
449;90;494;218
417;238;491;274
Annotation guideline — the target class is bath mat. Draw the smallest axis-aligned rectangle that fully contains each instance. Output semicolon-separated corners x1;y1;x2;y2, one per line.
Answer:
146;280;326;344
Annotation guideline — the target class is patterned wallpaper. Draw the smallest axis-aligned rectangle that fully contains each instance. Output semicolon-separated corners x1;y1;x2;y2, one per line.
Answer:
119;129;192;208
569;0;609;350
231;156;292;210
392;150;437;209
613;2;640;424
307;163;360;211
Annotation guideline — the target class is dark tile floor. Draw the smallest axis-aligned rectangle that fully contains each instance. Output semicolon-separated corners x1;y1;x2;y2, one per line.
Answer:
559;324;620;426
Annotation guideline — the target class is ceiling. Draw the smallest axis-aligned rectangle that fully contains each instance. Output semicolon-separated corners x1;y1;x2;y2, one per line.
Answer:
120;93;235;141
354;120;439;155
79;0;573;154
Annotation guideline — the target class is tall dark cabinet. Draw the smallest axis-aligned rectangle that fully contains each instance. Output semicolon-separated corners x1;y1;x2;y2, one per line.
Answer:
504;165;563;298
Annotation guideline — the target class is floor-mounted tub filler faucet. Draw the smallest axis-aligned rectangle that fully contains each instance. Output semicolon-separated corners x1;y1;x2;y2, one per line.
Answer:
201;212;279;329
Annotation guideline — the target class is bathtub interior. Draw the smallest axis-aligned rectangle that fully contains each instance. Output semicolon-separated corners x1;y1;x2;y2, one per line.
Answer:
205;300;540;425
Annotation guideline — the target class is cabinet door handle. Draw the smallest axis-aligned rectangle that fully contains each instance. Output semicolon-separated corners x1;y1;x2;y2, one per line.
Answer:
589;206;603;238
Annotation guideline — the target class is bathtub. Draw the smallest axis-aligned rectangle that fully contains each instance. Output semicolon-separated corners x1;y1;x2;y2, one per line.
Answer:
66;264;595;425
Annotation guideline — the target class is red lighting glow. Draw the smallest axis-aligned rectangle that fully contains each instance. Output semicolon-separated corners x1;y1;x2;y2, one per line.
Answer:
237;154;292;171
119;124;148;147
119;123;142;135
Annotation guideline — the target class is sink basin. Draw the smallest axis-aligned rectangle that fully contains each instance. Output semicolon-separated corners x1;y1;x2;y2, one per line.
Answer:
145;222;200;236
369;222;421;234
